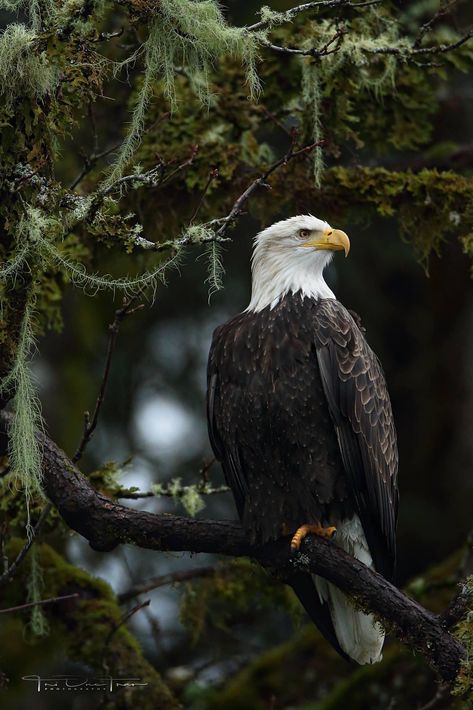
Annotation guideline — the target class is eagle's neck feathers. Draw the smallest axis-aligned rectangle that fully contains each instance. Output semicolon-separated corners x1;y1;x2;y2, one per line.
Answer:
246;245;335;313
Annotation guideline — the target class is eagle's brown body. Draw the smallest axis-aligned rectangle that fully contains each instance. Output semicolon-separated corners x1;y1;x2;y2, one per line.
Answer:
207;291;399;660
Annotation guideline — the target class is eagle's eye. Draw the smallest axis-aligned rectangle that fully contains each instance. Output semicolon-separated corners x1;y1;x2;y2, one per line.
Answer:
298;229;311;239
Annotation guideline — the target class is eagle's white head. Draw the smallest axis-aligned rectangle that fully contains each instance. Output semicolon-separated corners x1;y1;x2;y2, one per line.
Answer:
247;215;350;312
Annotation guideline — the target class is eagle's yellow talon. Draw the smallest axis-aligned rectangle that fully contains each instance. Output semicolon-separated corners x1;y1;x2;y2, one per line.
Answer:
290;523;337;551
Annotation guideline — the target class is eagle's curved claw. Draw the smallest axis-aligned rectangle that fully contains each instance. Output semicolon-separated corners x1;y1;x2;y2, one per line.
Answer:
290;523;337;552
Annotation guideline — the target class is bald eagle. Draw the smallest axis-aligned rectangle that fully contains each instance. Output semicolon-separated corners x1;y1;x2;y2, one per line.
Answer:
207;215;399;664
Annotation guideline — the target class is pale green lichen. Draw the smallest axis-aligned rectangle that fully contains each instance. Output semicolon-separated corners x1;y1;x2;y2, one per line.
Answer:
0;203;185;538
152;478;205;517
0;293;45;536
37;233;181;301
187;225;225;302
301;60;324;187
181;487;205;517
301;15;412;185
204;240;225;303
0;24;58;108
258;6;292;27
0;0;49;30
107;0;263;183
27;545;49;636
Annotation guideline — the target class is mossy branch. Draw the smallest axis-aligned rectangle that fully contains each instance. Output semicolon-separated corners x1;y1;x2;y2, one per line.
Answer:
0;412;466;688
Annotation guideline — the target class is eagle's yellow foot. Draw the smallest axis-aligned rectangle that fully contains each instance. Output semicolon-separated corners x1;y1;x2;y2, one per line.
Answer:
290;523;337;552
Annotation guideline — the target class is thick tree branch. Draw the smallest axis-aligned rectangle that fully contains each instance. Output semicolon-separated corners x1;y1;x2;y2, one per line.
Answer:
0;411;465;685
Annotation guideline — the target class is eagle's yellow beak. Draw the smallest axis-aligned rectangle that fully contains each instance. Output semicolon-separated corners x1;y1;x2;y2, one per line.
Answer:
302;228;350;257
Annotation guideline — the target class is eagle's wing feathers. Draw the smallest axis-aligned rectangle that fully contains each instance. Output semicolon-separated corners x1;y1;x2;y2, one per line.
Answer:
207;337;247;518
314;300;399;580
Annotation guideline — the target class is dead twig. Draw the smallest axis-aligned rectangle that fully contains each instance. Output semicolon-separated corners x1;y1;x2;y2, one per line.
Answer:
70;142;123;190
0;503;53;588
72;295;144;463
101;598;150;669
214;139;323;240
246;0;382;33
189;168;219;224
118;566;216;604
0;592;80;615
413;0;459;49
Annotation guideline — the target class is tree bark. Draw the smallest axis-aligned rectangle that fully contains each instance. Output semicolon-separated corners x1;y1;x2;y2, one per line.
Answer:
0;411;466;685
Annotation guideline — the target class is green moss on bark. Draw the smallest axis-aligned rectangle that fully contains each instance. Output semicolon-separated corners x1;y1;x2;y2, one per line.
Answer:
2;540;178;709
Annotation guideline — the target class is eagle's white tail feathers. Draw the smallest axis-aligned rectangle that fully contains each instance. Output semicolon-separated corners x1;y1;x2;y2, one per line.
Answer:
314;515;385;664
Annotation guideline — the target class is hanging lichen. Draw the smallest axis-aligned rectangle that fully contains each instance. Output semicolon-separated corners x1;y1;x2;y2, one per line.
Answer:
0;292;44;537
301;59;324;187
0;24;59;109
300;13;412;185
36;231;182;300
106;0;263;184
26;545;49;636
204;240;225;302
0;0;57;30
0;204;174;534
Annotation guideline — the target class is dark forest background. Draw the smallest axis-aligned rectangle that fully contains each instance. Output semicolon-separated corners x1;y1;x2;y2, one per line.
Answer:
0;1;472;708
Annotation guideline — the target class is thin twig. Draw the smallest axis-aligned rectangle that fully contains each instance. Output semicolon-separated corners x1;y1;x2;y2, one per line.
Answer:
70;142;122;190
72;296;143;463
246;0;381;32
160;145;199;187
263;26;347;58
0;592;80;614
214;139;323;240
264;28;473;58
119;549;163;655
413;0;458;49
189;168;219;224
101;599;150;666
0;503;53;587
366;30;473;56
118;566;216;604
198;457;216;485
